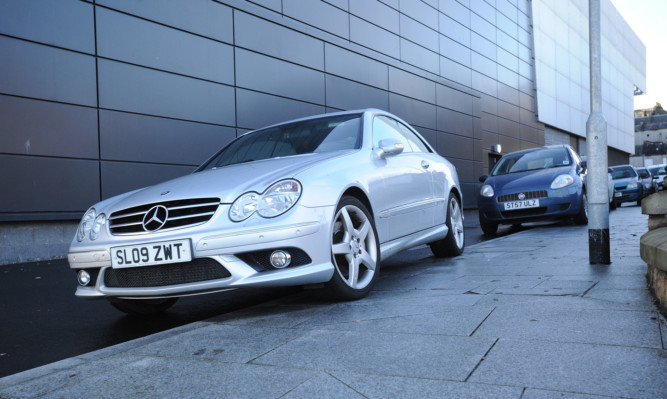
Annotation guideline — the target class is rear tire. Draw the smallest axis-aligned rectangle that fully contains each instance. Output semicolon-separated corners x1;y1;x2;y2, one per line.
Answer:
109;298;178;315
429;192;465;257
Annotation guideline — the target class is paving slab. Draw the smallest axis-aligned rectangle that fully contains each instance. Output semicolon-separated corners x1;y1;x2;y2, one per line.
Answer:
1;206;665;399
252;329;496;381
469;339;667;398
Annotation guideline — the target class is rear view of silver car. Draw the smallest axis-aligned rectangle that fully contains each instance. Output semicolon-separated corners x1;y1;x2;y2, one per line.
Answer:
68;110;465;314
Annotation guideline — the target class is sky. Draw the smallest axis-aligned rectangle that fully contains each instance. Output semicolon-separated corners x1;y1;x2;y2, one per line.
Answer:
610;0;667;110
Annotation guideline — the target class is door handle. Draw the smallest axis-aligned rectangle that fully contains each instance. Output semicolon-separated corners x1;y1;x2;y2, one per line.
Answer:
421;160;430;169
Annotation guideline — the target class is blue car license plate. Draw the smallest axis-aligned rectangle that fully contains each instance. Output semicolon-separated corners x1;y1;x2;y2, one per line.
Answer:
503;199;539;210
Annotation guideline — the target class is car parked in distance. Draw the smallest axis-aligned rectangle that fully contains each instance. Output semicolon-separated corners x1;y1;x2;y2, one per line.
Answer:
648;164;666;191
636;167;655;197
609;165;643;206
477;145;588;235
68;109;465;314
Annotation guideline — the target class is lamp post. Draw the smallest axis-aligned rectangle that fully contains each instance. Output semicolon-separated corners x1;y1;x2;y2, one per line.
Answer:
586;0;611;264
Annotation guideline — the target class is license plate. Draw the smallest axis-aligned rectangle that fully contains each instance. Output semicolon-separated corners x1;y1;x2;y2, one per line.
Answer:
111;239;192;268
503;199;539;210
614;192;622;197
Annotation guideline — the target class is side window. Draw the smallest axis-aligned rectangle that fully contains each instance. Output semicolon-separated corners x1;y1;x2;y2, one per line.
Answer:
372;116;411;152
396;122;431;153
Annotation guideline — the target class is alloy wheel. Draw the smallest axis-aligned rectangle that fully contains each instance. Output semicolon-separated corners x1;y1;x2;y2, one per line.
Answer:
331;204;378;290
449;196;465;250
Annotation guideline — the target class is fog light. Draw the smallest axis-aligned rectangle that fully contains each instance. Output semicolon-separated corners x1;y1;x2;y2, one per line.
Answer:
270;250;291;269
77;270;91;286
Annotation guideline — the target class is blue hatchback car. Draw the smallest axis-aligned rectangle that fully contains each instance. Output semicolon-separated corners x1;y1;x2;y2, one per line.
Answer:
477;145;587;235
609;165;643;206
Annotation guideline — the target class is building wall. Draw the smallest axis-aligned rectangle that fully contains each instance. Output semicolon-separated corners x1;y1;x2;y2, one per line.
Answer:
532;0;645;155
1;0;546;222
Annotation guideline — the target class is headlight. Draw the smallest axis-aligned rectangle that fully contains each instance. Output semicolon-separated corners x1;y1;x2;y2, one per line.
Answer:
627;180;638;189
229;192;260;222
480;185;494;197
258;180;302;218
89;213;106;241
77;208;96;242
551;174;574;189
229;179;302;222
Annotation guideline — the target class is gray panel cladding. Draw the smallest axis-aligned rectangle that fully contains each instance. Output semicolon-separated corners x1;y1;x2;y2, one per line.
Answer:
96;8;234;85
325;75;390;111
325;44;389;90
101;162;195;200
0;0;94;54
97;59;235;126
236;89;325;130
350;0;399;33
0;95;98;159
96;0;234;43
235;49;325;104
0;0;544;217
282;0;350;39
0;155;100;213
0;36;97;106
99;110;236;166
234;11;324;70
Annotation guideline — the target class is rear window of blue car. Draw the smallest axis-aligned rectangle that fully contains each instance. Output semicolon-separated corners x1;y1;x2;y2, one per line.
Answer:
491;147;571;176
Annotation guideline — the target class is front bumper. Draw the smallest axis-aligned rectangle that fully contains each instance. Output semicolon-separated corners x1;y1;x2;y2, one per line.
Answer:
614;187;642;203
478;187;581;225
69;204;336;299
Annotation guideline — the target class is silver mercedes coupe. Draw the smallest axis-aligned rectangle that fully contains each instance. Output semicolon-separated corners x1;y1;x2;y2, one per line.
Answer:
68;109;465;314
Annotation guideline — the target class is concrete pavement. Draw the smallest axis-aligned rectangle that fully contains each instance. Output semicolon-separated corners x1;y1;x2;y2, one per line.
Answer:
1;206;665;398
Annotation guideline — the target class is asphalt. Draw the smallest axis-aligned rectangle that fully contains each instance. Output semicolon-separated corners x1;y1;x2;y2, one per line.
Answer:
1;206;665;398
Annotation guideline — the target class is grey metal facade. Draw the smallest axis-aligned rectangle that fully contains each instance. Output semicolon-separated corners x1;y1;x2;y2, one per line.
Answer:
0;0;545;221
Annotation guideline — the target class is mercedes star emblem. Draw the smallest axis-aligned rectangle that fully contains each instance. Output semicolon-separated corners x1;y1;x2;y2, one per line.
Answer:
142;205;169;232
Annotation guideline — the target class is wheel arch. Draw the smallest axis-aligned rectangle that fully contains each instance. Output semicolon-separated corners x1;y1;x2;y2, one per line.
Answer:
340;186;374;220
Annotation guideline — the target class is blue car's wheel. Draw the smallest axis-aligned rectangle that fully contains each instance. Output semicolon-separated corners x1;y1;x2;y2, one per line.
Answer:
574;190;588;225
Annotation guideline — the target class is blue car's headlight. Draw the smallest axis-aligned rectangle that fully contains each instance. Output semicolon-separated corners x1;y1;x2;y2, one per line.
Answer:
626;180;638;189
230;179;302;222
480;184;494;197
551;174;574;189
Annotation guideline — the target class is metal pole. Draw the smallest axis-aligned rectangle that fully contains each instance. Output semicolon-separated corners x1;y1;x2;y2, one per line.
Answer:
586;0;610;264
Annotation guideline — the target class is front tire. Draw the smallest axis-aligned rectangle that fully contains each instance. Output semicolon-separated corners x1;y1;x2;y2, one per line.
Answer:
430;192;465;257
324;196;380;301
609;197;616;210
479;213;498;235
109;298;178;315
574;190;588;225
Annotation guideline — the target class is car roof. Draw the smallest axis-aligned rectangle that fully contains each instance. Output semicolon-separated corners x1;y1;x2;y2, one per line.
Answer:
256;108;388;131
500;144;573;157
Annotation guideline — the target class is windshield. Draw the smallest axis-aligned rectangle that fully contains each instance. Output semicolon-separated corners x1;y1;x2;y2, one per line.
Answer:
609;166;637;179
637;168;650;179
201;114;362;170
491;147;571;176
648;166;666;176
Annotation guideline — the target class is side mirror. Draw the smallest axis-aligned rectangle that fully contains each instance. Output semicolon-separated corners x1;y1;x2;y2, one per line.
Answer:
479;175;488;183
580;161;587;172
374;139;404;159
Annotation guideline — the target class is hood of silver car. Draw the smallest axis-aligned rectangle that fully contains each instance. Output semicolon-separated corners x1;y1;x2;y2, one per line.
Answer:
105;152;350;212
